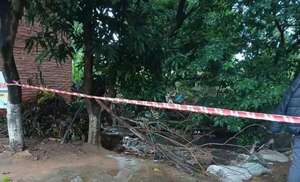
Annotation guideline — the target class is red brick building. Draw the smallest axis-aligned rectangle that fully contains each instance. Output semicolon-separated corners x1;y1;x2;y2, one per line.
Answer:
0;21;72;101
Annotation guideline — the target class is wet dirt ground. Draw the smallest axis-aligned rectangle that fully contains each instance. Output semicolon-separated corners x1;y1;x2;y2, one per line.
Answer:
0;138;289;182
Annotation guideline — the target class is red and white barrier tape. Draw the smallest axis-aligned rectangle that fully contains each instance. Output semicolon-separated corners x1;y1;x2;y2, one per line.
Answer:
1;82;300;124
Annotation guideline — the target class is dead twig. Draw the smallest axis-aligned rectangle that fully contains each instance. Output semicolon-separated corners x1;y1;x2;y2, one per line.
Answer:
60;105;83;144
152;132;204;171
199;143;250;154
257;138;274;152
224;124;266;144
186;130;216;147
119;116;142;125
95;100;146;141
156;144;200;174
96;100;207;173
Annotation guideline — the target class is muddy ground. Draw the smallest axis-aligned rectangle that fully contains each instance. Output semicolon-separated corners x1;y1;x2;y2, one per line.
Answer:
0;138;289;182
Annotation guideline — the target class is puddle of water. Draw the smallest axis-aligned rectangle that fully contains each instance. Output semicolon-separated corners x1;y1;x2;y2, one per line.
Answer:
107;155;141;182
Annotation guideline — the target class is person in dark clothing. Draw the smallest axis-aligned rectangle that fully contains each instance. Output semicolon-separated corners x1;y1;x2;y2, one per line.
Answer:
271;74;300;182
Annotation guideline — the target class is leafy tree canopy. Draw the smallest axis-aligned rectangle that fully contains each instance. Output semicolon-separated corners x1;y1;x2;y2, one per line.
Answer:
24;0;300;134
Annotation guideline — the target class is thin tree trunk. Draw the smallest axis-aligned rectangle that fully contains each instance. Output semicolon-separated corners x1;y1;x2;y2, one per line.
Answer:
82;20;101;145
7;103;23;151
87;103;101;144
0;0;25;151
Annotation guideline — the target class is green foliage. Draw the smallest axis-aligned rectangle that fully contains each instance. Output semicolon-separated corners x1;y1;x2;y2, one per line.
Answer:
72;48;84;83
23;92;88;139
162;0;300;132
26;0;167;100
24;0;300;142
1;176;11;182
36;91;56;105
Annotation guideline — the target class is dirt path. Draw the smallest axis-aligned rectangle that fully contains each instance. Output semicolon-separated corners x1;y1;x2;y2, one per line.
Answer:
0;138;289;182
0;139;212;182
0;140;117;181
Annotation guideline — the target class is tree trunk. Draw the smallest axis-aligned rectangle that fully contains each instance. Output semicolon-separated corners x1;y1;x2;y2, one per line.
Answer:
7;103;23;151
82;20;101;145
0;0;25;151
87;102;101;144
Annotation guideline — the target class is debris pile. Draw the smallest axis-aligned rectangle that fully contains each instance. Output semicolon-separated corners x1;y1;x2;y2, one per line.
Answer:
207;163;270;182
206;149;290;182
258;149;289;163
0;92;292;180
122;136;155;156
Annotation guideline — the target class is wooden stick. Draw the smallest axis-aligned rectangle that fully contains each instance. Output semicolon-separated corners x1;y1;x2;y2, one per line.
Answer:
61;105;83;144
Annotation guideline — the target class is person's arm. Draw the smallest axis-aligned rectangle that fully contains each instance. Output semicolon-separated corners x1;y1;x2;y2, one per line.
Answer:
270;105;285;134
270;83;294;134
265;94;288;147
270;74;300;134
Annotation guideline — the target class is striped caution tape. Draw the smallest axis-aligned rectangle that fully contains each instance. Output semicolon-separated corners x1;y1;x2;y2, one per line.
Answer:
1;81;300;124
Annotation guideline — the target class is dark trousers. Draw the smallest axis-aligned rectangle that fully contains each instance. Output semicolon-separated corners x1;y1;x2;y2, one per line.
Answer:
288;135;300;182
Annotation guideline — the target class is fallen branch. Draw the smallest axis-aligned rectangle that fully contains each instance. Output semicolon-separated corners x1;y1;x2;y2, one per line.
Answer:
96;100;207;173
224;124;266;145
95;100;146;141
144;125;205;171
186;130;216;147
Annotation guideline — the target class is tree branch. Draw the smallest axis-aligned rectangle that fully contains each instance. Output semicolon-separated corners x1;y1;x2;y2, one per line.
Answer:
274;19;285;48
175;0;187;29
169;0;186;37
170;0;202;37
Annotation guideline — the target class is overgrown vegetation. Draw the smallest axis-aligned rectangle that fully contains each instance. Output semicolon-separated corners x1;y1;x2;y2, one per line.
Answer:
22;92;88;142
20;0;300;145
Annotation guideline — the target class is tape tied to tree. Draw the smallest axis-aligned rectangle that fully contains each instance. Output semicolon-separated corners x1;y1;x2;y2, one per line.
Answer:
0;81;299;124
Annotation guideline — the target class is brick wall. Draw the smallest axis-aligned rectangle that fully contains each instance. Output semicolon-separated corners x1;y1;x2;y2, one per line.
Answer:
0;21;72;102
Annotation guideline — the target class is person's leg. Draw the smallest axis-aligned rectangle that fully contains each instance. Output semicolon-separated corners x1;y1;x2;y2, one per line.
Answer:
288;135;300;182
